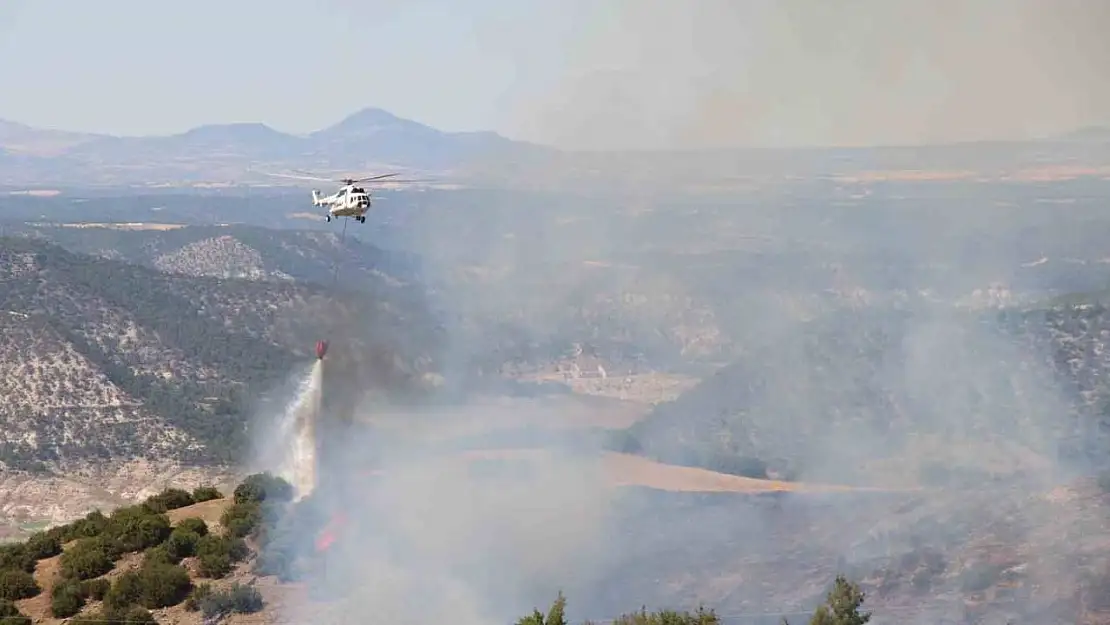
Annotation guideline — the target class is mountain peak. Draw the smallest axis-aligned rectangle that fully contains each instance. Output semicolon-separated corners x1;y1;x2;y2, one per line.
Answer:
180;122;283;138
315;107;432;139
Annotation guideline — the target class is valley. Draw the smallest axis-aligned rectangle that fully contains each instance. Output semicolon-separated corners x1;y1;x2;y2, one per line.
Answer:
4;123;1110;622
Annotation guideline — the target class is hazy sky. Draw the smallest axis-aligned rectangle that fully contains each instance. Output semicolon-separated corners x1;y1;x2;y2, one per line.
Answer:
2;0;1109;150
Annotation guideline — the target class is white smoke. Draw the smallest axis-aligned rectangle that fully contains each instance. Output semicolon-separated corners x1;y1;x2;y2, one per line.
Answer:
250;359;323;501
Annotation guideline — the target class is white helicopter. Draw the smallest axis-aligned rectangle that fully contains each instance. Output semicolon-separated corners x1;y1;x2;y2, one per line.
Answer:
265;170;420;223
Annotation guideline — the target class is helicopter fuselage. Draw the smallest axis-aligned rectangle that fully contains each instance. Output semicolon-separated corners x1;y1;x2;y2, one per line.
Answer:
313;186;372;222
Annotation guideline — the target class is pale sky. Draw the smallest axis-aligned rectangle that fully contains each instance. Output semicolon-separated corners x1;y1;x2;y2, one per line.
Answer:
2;0;1109;150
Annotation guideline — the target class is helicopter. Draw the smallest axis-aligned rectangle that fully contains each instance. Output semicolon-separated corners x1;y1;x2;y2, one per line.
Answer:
264;170;422;223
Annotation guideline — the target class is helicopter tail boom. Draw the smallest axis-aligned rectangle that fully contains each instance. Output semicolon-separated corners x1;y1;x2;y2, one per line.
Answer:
311;189;323;206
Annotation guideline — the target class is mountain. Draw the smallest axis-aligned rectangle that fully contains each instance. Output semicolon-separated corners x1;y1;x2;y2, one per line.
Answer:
0;108;554;187
0;236;443;473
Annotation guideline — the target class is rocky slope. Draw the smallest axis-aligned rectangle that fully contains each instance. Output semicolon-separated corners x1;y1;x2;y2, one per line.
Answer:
0;236;442;472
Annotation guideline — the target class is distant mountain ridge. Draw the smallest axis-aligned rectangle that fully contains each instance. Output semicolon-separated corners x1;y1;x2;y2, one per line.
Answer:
4;107;1110;189
0;108;555;186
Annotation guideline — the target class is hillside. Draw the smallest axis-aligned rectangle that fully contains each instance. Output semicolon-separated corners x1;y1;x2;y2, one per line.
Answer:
625;299;1110;486
4;222;425;293
6;457;1110;625
0;236;443;472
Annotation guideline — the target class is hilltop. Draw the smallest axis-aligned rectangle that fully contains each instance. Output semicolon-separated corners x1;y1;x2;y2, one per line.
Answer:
0;236;442;474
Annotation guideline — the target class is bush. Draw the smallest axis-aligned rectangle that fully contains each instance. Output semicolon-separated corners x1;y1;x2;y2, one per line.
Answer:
192;486;223;503
176;517;209;537
221;502;263;538
164;529;199;561
0;599;30;625
0;546;34;574
59;539;115;580
23;532;62;560
72;606;156;625
196;534;248;562
233;473;293;505
198;553;232;579
183;582;212;611
135;562;192;609
50;510;110;543
79;578;110;601
0;570;39;601
50;581;85;618
103;506;172;553
189;583;263;619
144;488;195;513
104;571;143;612
143;545;178;566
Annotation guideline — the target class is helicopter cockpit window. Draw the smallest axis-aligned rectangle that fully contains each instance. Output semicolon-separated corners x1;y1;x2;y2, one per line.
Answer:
352;187;365;194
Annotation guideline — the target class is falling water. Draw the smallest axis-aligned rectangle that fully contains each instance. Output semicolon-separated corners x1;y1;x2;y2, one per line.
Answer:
267;359;323;501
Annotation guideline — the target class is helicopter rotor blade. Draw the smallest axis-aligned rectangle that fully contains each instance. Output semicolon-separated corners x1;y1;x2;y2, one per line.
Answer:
263;171;334;183
351;173;403;183
362;178;434;185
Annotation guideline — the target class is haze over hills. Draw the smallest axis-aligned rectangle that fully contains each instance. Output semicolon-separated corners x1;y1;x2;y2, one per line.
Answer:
3;107;1110;189
0;108;553;187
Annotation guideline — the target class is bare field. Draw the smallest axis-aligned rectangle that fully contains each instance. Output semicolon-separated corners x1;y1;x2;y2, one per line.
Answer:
53;222;188;231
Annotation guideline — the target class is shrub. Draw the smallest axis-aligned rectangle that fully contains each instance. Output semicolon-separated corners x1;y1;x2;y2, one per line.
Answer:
0;570;39;601
225;583;264;614
50;510;110;543
104;571;144;612
73;606;156;625
196;534;248;562
59;539;115;580
189;583;263;619
233;473;293;505
79;578;110;601
103;506;172;553
0;545;34;574
23;532;62;560
143;545;178;566
0;599;30;625
49;581;85;618
192;486;223;503
164;529;199;560
144;488;195;513
183;582;212;611
135;562;192;609
221;502;263;538
198;553;232;579
176;517;209;537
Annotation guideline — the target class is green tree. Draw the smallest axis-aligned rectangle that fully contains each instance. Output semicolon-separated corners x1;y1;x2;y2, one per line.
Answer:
0;545;34;574
0;570;39;602
103;506;172;553
23;532;62;560
59;538;115;580
807;576;870;625
164;528;201;560
192;486;223;502
50;580;85;618
135;562;192;609
176;517;209;537
104;571;144;613
198;553;232;579
233;473;293;505
79;578;110;601
144;488;195;513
